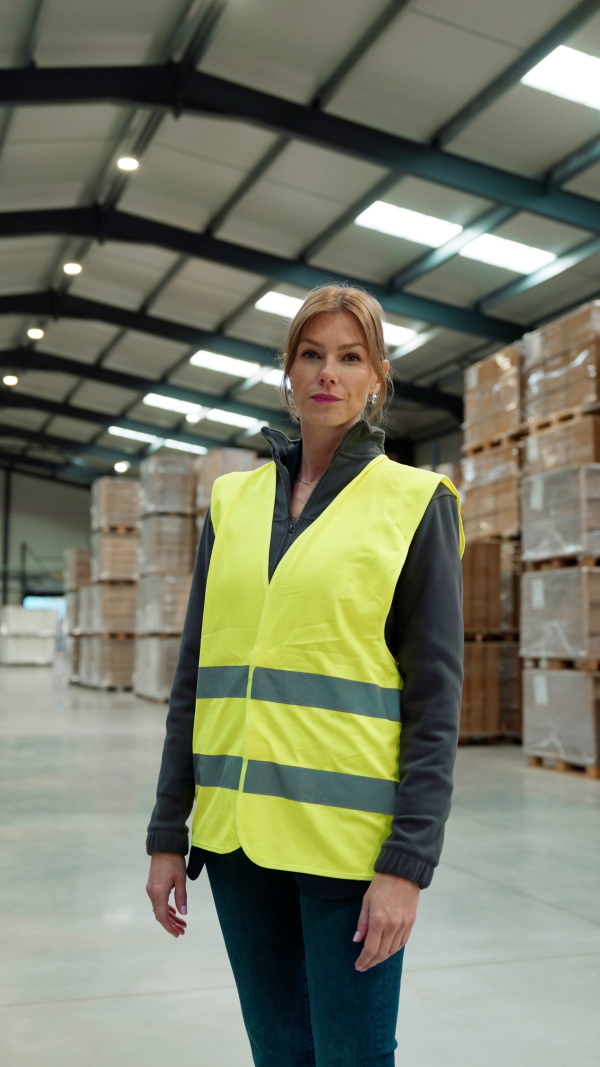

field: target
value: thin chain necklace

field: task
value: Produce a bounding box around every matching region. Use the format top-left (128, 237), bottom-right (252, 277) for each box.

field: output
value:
top-left (297, 476), bottom-right (318, 486)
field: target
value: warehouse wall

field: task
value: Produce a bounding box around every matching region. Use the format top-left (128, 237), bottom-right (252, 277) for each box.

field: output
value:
top-left (414, 429), bottom-right (462, 469)
top-left (0, 469), bottom-right (91, 603)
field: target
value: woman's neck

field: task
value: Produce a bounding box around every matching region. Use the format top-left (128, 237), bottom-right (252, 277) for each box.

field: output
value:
top-left (298, 418), bottom-right (361, 484)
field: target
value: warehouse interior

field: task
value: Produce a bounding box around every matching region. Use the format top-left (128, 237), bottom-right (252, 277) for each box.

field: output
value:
top-left (1, 1), bottom-right (600, 1064)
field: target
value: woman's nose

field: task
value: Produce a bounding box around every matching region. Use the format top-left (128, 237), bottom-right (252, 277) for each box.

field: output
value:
top-left (319, 360), bottom-right (337, 382)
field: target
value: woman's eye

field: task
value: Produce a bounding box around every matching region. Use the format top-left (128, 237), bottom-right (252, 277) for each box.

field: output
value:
top-left (301, 349), bottom-right (319, 359)
top-left (344, 352), bottom-right (361, 361)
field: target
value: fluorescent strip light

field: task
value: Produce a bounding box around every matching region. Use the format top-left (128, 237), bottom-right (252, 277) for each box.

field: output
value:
top-left (164, 439), bottom-right (207, 455)
top-left (255, 292), bottom-right (304, 318)
top-left (459, 234), bottom-right (556, 274)
top-left (263, 368), bottom-right (284, 387)
top-left (108, 426), bottom-right (162, 444)
top-left (521, 45), bottom-right (600, 112)
top-left (356, 201), bottom-right (463, 247)
top-left (190, 350), bottom-right (261, 378)
top-left (205, 408), bottom-right (267, 430)
top-left (143, 392), bottom-right (205, 417)
top-left (383, 323), bottom-right (418, 347)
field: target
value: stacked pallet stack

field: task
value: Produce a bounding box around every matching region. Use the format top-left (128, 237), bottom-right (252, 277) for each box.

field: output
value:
top-left (195, 447), bottom-right (258, 535)
top-left (461, 346), bottom-right (523, 740)
top-left (0, 606), bottom-right (58, 666)
top-left (519, 304), bottom-right (600, 778)
top-left (80, 478), bottom-right (141, 689)
top-left (64, 547), bottom-right (91, 683)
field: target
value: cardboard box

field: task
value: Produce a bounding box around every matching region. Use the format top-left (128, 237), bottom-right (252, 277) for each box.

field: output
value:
top-left (499, 642), bottom-right (522, 738)
top-left (523, 300), bottom-right (600, 365)
top-left (520, 567), bottom-right (600, 660)
top-left (64, 548), bottom-right (91, 591)
top-left (140, 454), bottom-right (196, 515)
top-left (0, 606), bottom-right (57, 637)
top-left (461, 642), bottom-right (501, 739)
top-left (195, 448), bottom-right (257, 511)
top-left (521, 465), bottom-right (600, 561)
top-left (79, 636), bottom-right (135, 688)
top-left (92, 584), bottom-right (137, 635)
top-left (91, 477), bottom-right (141, 530)
top-left (463, 541), bottom-right (501, 633)
top-left (523, 668), bottom-right (600, 766)
top-left (462, 477), bottom-right (520, 541)
top-left (462, 444), bottom-right (520, 488)
top-left (522, 417), bottom-right (600, 478)
top-left (91, 531), bottom-right (140, 582)
top-left (463, 345), bottom-right (521, 450)
top-left (523, 344), bottom-right (600, 424)
top-left (134, 635), bottom-right (181, 701)
top-left (139, 515), bottom-right (196, 576)
top-left (136, 574), bottom-right (193, 635)
top-left (500, 540), bottom-right (521, 633)
top-left (77, 586), bottom-right (94, 635)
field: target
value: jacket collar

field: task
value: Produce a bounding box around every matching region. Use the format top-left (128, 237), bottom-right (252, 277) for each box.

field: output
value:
top-left (261, 418), bottom-right (385, 473)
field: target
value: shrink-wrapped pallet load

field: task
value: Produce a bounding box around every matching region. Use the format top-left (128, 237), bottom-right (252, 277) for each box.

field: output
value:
top-left (523, 669), bottom-right (600, 771)
top-left (522, 417), bottom-right (600, 478)
top-left (64, 547), bottom-right (91, 591)
top-left (462, 541), bottom-right (501, 634)
top-left (65, 636), bottom-right (80, 684)
top-left (77, 585), bottom-right (94, 635)
top-left (91, 531), bottom-right (140, 582)
top-left (0, 606), bottom-right (58, 666)
top-left (521, 465), bottom-right (600, 562)
top-left (139, 515), bottom-right (195, 576)
top-left (136, 574), bottom-right (193, 635)
top-left (80, 636), bottom-right (136, 689)
top-left (461, 444), bottom-right (521, 542)
top-left (463, 345), bottom-right (521, 451)
top-left (522, 302), bottom-right (600, 425)
top-left (140, 453), bottom-right (196, 515)
top-left (65, 591), bottom-right (79, 637)
top-left (520, 568), bottom-right (600, 661)
top-left (134, 636), bottom-right (181, 701)
top-left (92, 583), bottom-right (137, 636)
top-left (499, 643), bottom-right (522, 738)
top-left (500, 540), bottom-right (520, 634)
top-left (91, 477), bottom-right (141, 530)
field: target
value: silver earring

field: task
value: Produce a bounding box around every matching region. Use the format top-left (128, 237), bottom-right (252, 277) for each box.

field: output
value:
top-left (367, 393), bottom-right (378, 405)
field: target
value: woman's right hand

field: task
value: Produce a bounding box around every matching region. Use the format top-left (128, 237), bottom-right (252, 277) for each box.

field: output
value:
top-left (146, 852), bottom-right (188, 937)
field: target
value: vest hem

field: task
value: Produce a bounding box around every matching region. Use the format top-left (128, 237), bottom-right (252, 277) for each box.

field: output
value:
top-left (236, 827), bottom-right (375, 882)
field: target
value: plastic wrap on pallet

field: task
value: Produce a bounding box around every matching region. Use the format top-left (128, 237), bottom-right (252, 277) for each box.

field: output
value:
top-left (77, 586), bottom-right (93, 635)
top-left (140, 453), bottom-right (196, 515)
top-left (0, 635), bottom-right (56, 665)
top-left (134, 635), bottom-right (181, 701)
top-left (522, 417), bottom-right (600, 478)
top-left (523, 668), bottom-right (600, 766)
top-left (522, 300), bottom-right (600, 366)
top-left (499, 642), bottom-right (522, 738)
top-left (523, 345), bottom-right (600, 424)
top-left (520, 567), bottom-right (600, 660)
top-left (80, 636), bottom-right (135, 689)
top-left (66, 635), bottom-right (80, 684)
top-left (91, 477), bottom-right (141, 530)
top-left (91, 531), bottom-right (140, 582)
top-left (78, 636), bottom-right (94, 686)
top-left (0, 606), bottom-right (58, 637)
top-left (92, 583), bottom-right (137, 635)
top-left (63, 547), bottom-right (91, 591)
top-left (65, 591), bottom-right (79, 636)
top-left (521, 465), bottom-right (600, 561)
top-left (500, 540), bottom-right (520, 633)
top-left (195, 448), bottom-right (257, 511)
top-left (463, 345), bottom-right (521, 451)
top-left (462, 445), bottom-right (520, 489)
top-left (136, 574), bottom-right (193, 635)
top-left (461, 643), bottom-right (501, 739)
top-left (462, 542), bottom-right (501, 633)
top-left (139, 515), bottom-right (195, 576)
top-left (462, 477), bottom-right (520, 541)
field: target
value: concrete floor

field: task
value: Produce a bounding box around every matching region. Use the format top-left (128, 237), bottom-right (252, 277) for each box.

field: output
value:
top-left (1, 660), bottom-right (599, 1067)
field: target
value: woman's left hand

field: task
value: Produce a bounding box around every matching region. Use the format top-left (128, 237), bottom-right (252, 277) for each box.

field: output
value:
top-left (353, 873), bottom-right (420, 971)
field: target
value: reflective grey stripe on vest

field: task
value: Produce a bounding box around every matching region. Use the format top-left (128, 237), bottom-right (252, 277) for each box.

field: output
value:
top-left (196, 665), bottom-right (249, 700)
top-left (193, 753), bottom-right (243, 790)
top-left (243, 760), bottom-right (398, 816)
top-left (251, 667), bottom-right (401, 722)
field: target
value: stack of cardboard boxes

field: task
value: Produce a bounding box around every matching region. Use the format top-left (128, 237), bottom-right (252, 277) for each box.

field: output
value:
top-left (64, 547), bottom-right (91, 682)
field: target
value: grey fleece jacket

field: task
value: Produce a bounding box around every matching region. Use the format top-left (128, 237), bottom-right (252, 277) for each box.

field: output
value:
top-left (146, 419), bottom-right (463, 895)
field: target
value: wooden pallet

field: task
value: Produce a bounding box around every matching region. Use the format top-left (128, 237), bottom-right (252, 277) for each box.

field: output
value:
top-left (520, 403), bottom-right (600, 436)
top-left (523, 657), bottom-right (600, 671)
top-left (462, 430), bottom-right (524, 456)
top-left (522, 555), bottom-right (600, 571)
top-left (458, 735), bottom-right (504, 746)
top-left (464, 631), bottom-right (519, 643)
top-left (527, 755), bottom-right (600, 779)
top-left (78, 682), bottom-right (134, 692)
top-left (93, 525), bottom-right (140, 535)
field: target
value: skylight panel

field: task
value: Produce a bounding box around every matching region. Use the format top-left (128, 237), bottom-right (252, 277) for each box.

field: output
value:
top-left (190, 350), bottom-right (261, 378)
top-left (255, 292), bottom-right (304, 317)
top-left (459, 234), bottom-right (556, 274)
top-left (355, 201), bottom-right (463, 247)
top-left (143, 393), bottom-right (205, 418)
top-left (108, 426), bottom-right (162, 444)
top-left (383, 323), bottom-right (418, 347)
top-left (205, 408), bottom-right (268, 430)
top-left (163, 439), bottom-right (208, 455)
top-left (521, 45), bottom-right (600, 112)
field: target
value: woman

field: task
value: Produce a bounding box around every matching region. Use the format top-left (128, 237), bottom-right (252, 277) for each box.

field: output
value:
top-left (146, 285), bottom-right (464, 1067)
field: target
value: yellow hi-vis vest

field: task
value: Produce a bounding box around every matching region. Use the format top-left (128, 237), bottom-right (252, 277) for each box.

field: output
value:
top-left (191, 454), bottom-right (463, 880)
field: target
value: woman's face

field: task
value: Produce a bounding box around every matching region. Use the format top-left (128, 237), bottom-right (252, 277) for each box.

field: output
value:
top-left (287, 310), bottom-right (388, 432)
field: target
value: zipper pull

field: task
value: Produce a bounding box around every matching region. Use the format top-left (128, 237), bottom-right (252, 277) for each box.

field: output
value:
top-left (289, 521), bottom-right (294, 533)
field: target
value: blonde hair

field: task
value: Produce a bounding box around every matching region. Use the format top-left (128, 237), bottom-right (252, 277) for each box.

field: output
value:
top-left (279, 285), bottom-right (392, 423)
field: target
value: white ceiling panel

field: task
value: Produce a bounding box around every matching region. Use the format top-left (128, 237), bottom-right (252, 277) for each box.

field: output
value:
top-left (104, 333), bottom-right (189, 380)
top-left (492, 214), bottom-right (591, 253)
top-left (201, 0), bottom-right (394, 104)
top-left (218, 181), bottom-right (352, 259)
top-left (125, 401), bottom-right (182, 430)
top-left (152, 258), bottom-right (263, 330)
top-left (45, 416), bottom-right (100, 443)
top-left (404, 256), bottom-right (521, 307)
top-left (16, 370), bottom-right (79, 402)
top-left (226, 283), bottom-right (307, 349)
top-left (94, 431), bottom-right (144, 456)
top-left (489, 266), bottom-right (600, 326)
top-left (382, 177), bottom-right (491, 225)
top-left (0, 316), bottom-right (25, 349)
top-left (565, 161), bottom-right (600, 203)
top-left (326, 10), bottom-right (518, 143)
top-left (69, 241), bottom-right (178, 311)
top-left (251, 142), bottom-right (386, 206)
top-left (8, 103), bottom-right (124, 146)
top-left (0, 408), bottom-right (47, 432)
top-left (35, 0), bottom-right (190, 66)
top-left (567, 248), bottom-right (600, 281)
top-left (413, 0), bottom-right (580, 50)
top-left (0, 0), bottom-right (37, 66)
top-left (68, 380), bottom-right (140, 414)
top-left (0, 136), bottom-right (114, 213)
top-left (391, 329), bottom-right (479, 382)
top-left (0, 236), bottom-right (62, 294)
top-left (309, 226), bottom-right (412, 283)
top-left (167, 362), bottom-right (249, 396)
top-left (450, 85), bottom-right (600, 178)
top-left (0, 437), bottom-right (27, 453)
top-left (237, 380), bottom-right (286, 412)
top-left (38, 320), bottom-right (119, 364)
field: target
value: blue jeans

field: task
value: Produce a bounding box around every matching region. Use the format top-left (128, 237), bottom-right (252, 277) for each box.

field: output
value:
top-left (204, 848), bottom-right (404, 1067)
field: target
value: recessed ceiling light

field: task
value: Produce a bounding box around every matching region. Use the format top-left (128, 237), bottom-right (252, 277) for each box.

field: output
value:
top-left (355, 201), bottom-right (463, 247)
top-left (2, 374), bottom-right (18, 387)
top-left (383, 323), bottom-right (418, 347)
top-left (459, 234), bottom-right (556, 274)
top-left (117, 156), bottom-right (140, 171)
top-left (63, 262), bottom-right (82, 275)
top-left (27, 327), bottom-right (44, 340)
top-left (186, 412), bottom-right (201, 424)
top-left (163, 439), bottom-right (208, 455)
top-left (205, 408), bottom-right (268, 430)
top-left (114, 461), bottom-right (130, 473)
top-left (190, 350), bottom-right (261, 378)
top-left (255, 292), bottom-right (304, 318)
top-left (521, 45), bottom-right (600, 112)
top-left (143, 393), bottom-right (206, 418)
top-left (108, 426), bottom-right (162, 444)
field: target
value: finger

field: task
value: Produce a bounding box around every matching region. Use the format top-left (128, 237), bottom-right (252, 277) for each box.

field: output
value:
top-left (174, 871), bottom-right (188, 916)
top-left (389, 926), bottom-right (407, 958)
top-left (353, 897), bottom-right (370, 944)
top-left (167, 906), bottom-right (187, 932)
top-left (355, 923), bottom-right (383, 971)
top-left (154, 900), bottom-right (181, 937)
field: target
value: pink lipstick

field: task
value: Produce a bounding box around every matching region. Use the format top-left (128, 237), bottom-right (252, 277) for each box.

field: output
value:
top-left (311, 394), bottom-right (341, 403)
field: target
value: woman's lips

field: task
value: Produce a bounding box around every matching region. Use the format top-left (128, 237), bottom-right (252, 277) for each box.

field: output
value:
top-left (311, 394), bottom-right (341, 403)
